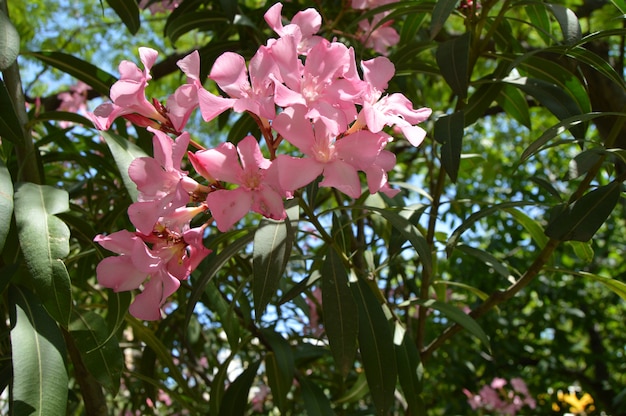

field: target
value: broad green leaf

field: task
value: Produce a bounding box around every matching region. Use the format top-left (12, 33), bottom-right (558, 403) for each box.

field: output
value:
top-left (262, 328), bottom-right (295, 413)
top-left (26, 51), bottom-right (116, 97)
top-left (496, 84), bottom-right (531, 128)
top-left (300, 376), bottom-right (334, 416)
top-left (402, 298), bottom-right (491, 350)
top-left (521, 112), bottom-right (626, 161)
top-left (430, 0), bottom-right (459, 39)
top-left (394, 330), bottom-right (425, 415)
top-left (503, 207), bottom-right (549, 248)
top-left (434, 111), bottom-right (464, 182)
top-left (0, 10), bottom-right (19, 70)
top-left (218, 361), bottom-right (261, 416)
top-left (525, 3), bottom-right (552, 44)
top-left (610, 0), bottom-right (626, 14)
top-left (351, 279), bottom-right (396, 416)
top-left (10, 285), bottom-right (68, 416)
top-left (321, 248), bottom-right (357, 379)
top-left (0, 78), bottom-right (24, 143)
top-left (99, 131), bottom-right (149, 202)
top-left (165, 10), bottom-right (228, 44)
top-left (502, 76), bottom-right (587, 139)
top-left (69, 310), bottom-right (124, 393)
top-left (435, 33), bottom-right (470, 99)
top-left (456, 244), bottom-right (513, 280)
top-left (0, 159), bottom-right (13, 252)
top-left (546, 4), bottom-right (581, 45)
top-left (545, 182), bottom-right (621, 242)
top-left (105, 0), bottom-right (140, 34)
top-left (14, 183), bottom-right (72, 326)
top-left (253, 217), bottom-right (293, 318)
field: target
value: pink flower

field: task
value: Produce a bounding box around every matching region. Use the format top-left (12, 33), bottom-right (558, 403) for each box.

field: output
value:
top-left (358, 14), bottom-right (400, 56)
top-left (189, 136), bottom-right (286, 231)
top-left (491, 377), bottom-right (507, 389)
top-left (88, 47), bottom-right (168, 130)
top-left (138, 0), bottom-right (180, 14)
top-left (264, 2), bottom-right (324, 54)
top-left (273, 105), bottom-right (386, 198)
top-left (165, 50), bottom-right (206, 132)
top-left (351, 0), bottom-right (399, 10)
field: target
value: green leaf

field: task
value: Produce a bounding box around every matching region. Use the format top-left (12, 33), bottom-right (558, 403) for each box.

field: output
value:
top-left (26, 51), bottom-right (117, 97)
top-left (0, 10), bottom-right (20, 70)
top-left (321, 248), bottom-right (358, 379)
top-left (568, 148), bottom-right (604, 179)
top-left (435, 33), bottom-right (470, 99)
top-left (568, 241), bottom-right (594, 264)
top-left (27, 111), bottom-right (95, 129)
top-left (262, 328), bottom-right (295, 413)
top-left (503, 207), bottom-right (549, 248)
top-left (394, 329), bottom-right (425, 415)
top-left (351, 279), bottom-right (397, 416)
top-left (456, 244), bottom-right (513, 280)
top-left (430, 0), bottom-right (459, 39)
top-left (69, 310), bottom-right (124, 393)
top-left (253, 217), bottom-right (293, 319)
top-left (300, 376), bottom-right (334, 416)
top-left (99, 131), bottom-right (149, 202)
top-left (434, 111), bottom-right (464, 182)
top-left (204, 280), bottom-right (241, 348)
top-left (105, 291), bottom-right (132, 343)
top-left (611, 0), bottom-right (626, 14)
top-left (496, 84), bottom-right (531, 128)
top-left (165, 10), bottom-right (228, 44)
top-left (545, 182), bottom-right (621, 242)
top-left (14, 183), bottom-right (72, 326)
top-left (578, 271), bottom-right (626, 300)
top-left (334, 370), bottom-right (369, 404)
top-left (402, 298), bottom-right (491, 350)
top-left (105, 0), bottom-right (140, 34)
top-left (546, 4), bottom-right (581, 45)
top-left (0, 159), bottom-right (13, 252)
top-left (0, 78), bottom-right (24, 143)
top-left (525, 3), bottom-right (552, 44)
top-left (10, 285), bottom-right (68, 416)
top-left (218, 361), bottom-right (261, 416)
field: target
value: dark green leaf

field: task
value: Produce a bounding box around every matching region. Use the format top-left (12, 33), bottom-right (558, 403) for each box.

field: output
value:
top-left (99, 131), bottom-right (149, 202)
top-left (69, 310), bottom-right (124, 393)
top-left (525, 3), bottom-right (552, 44)
top-left (430, 0), bottom-right (459, 39)
top-left (434, 111), bottom-right (464, 182)
top-left (14, 183), bottom-right (72, 326)
top-left (395, 329), bottom-right (425, 416)
top-left (106, 291), bottom-right (132, 339)
top-left (351, 279), bottom-right (396, 416)
top-left (204, 280), bottom-right (241, 348)
top-left (456, 244), bottom-right (513, 280)
top-left (262, 328), bottom-right (295, 413)
top-left (253, 217), bottom-right (293, 318)
top-left (546, 4), bottom-right (581, 45)
top-left (300, 376), bottom-right (334, 416)
top-left (218, 361), bottom-right (261, 416)
top-left (0, 159), bottom-right (13, 252)
top-left (0, 78), bottom-right (24, 143)
top-left (496, 84), bottom-right (531, 128)
top-left (26, 51), bottom-right (117, 97)
top-left (568, 148), bottom-right (604, 179)
top-left (165, 10), bottom-right (228, 44)
top-left (0, 10), bottom-right (19, 70)
top-left (402, 298), bottom-right (491, 350)
top-left (27, 111), bottom-right (95, 129)
top-left (334, 371), bottom-right (369, 404)
top-left (503, 207), bottom-right (549, 248)
top-left (610, 0), bottom-right (626, 14)
top-left (10, 285), bottom-right (68, 416)
top-left (321, 248), bottom-right (357, 379)
top-left (545, 182), bottom-right (621, 242)
top-left (105, 0), bottom-right (140, 34)
top-left (436, 33), bottom-right (470, 99)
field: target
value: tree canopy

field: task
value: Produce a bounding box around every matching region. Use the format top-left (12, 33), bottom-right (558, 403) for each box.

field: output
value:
top-left (1, 0), bottom-right (626, 415)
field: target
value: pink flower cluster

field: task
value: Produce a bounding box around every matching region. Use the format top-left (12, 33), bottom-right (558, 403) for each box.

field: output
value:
top-left (463, 377), bottom-right (537, 416)
top-left (352, 0), bottom-right (401, 55)
top-left (90, 2), bottom-right (431, 320)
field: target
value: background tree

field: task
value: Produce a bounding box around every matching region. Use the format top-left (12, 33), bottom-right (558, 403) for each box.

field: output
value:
top-left (1, 0), bottom-right (625, 415)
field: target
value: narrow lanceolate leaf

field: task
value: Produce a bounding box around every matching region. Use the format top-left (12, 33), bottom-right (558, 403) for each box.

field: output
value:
top-left (0, 159), bottom-right (13, 252)
top-left (300, 376), bottom-right (334, 416)
top-left (430, 0), bottom-right (459, 39)
top-left (402, 298), bottom-right (491, 351)
top-left (611, 0), bottom-right (626, 14)
top-left (503, 207), bottom-right (549, 249)
top-left (99, 131), bottom-right (148, 202)
top-left (321, 248), bottom-right (358, 379)
top-left (496, 84), bottom-right (531, 129)
top-left (10, 285), bottom-right (68, 416)
top-left (545, 182), bottom-right (621, 242)
top-left (14, 183), bottom-right (72, 326)
top-left (26, 51), bottom-right (117, 97)
top-left (218, 361), bottom-right (261, 416)
top-left (456, 244), bottom-right (513, 280)
top-left (525, 3), bottom-right (552, 44)
top-left (262, 328), bottom-right (295, 413)
top-left (395, 331), bottom-right (425, 416)
top-left (105, 291), bottom-right (132, 341)
top-left (0, 10), bottom-right (19, 70)
top-left (436, 33), bottom-right (470, 99)
top-left (253, 217), bottom-right (293, 319)
top-left (105, 0), bottom-right (140, 35)
top-left (165, 10), bottom-right (228, 44)
top-left (351, 280), bottom-right (397, 416)
top-left (434, 111), bottom-right (464, 182)
top-left (0, 78), bottom-right (24, 143)
top-left (69, 310), bottom-right (124, 393)
top-left (546, 4), bottom-right (581, 45)
top-left (577, 271), bottom-right (626, 300)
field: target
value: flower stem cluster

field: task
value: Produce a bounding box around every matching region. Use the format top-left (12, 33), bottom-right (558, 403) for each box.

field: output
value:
top-left (91, 2), bottom-right (431, 320)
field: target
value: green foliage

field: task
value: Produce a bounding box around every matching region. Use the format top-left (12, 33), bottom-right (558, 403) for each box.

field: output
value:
top-left (1, 0), bottom-right (626, 414)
